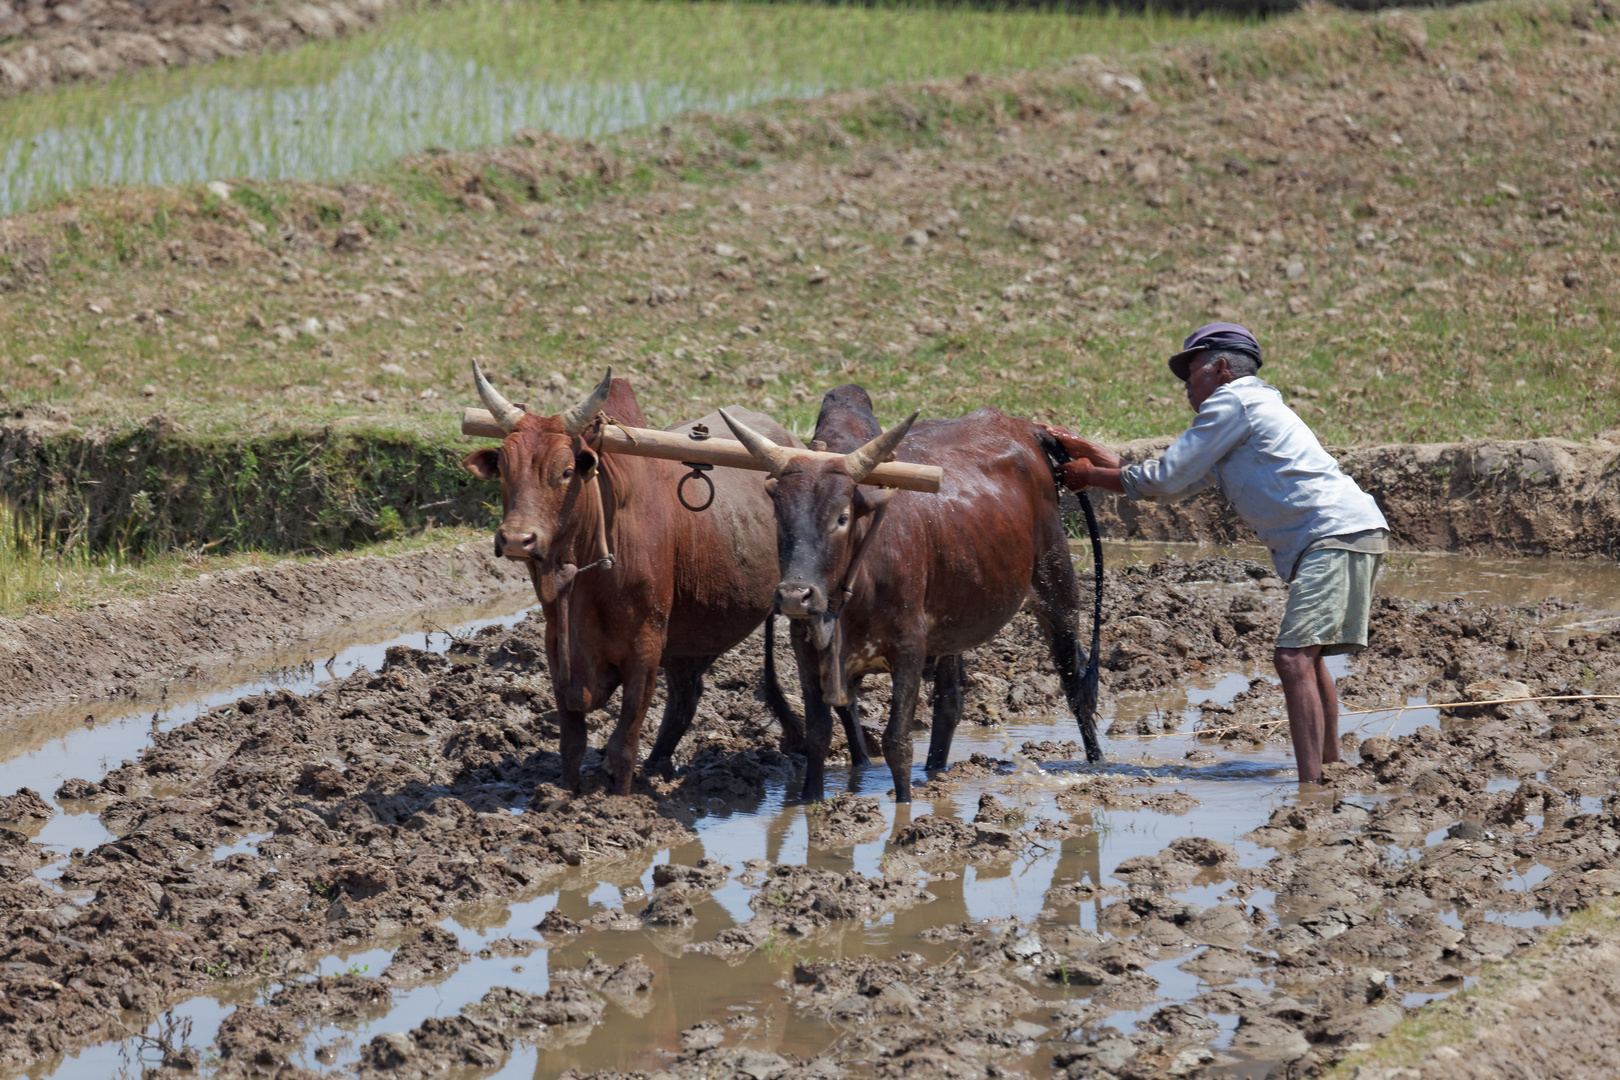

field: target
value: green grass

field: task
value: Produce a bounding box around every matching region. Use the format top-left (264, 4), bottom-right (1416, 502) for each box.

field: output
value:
top-left (0, 0), bottom-right (1242, 215)
top-left (0, 497), bottom-right (485, 618)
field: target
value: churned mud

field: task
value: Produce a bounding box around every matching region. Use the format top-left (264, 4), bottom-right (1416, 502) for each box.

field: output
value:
top-left (3, 548), bottom-right (1620, 1079)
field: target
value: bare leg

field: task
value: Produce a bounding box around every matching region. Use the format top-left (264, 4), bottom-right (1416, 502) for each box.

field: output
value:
top-left (1275, 645), bottom-right (1326, 782)
top-left (1316, 654), bottom-right (1342, 764)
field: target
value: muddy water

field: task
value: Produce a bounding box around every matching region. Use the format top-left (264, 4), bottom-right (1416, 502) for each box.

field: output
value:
top-left (4, 587), bottom-right (536, 871)
top-left (17, 545), bottom-right (1620, 1079)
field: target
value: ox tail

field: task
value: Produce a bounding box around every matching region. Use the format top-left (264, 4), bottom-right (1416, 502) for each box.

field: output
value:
top-left (1075, 489), bottom-right (1105, 764)
top-left (762, 613), bottom-right (807, 755)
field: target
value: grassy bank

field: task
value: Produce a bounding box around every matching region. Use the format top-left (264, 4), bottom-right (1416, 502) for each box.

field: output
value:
top-left (0, 0), bottom-right (1615, 589)
top-left (0, 509), bottom-right (487, 618)
top-left (0, 414), bottom-right (492, 554)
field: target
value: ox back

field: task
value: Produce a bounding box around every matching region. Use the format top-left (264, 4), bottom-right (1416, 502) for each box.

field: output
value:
top-left (760, 385), bottom-right (1102, 802)
top-left (464, 374), bottom-right (799, 795)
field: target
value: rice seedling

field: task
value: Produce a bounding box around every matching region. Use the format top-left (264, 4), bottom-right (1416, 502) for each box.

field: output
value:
top-left (0, 0), bottom-right (1241, 215)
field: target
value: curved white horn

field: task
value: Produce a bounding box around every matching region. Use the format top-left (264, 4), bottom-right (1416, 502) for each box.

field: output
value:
top-left (471, 359), bottom-right (525, 434)
top-left (843, 411), bottom-right (917, 483)
top-left (718, 408), bottom-right (796, 479)
top-left (561, 369), bottom-right (613, 437)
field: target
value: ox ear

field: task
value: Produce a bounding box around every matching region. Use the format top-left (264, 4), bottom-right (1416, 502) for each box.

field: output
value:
top-left (764, 476), bottom-right (779, 497)
top-left (574, 446), bottom-right (599, 480)
top-left (463, 448), bottom-right (500, 480)
top-left (853, 486), bottom-right (897, 517)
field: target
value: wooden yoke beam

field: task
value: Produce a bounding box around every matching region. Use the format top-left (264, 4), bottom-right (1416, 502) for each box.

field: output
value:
top-left (461, 408), bottom-right (942, 493)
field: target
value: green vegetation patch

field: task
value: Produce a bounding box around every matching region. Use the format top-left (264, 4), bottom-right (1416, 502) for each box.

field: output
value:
top-left (0, 417), bottom-right (494, 563)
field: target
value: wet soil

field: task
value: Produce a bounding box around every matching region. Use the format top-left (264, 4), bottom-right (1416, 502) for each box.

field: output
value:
top-left (6, 551), bottom-right (1620, 1079)
top-left (0, 539), bottom-right (529, 716)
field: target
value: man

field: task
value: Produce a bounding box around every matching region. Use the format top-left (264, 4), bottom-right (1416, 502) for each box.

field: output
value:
top-left (1044, 323), bottom-right (1388, 783)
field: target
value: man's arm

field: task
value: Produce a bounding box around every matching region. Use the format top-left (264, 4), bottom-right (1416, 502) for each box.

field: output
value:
top-left (1121, 389), bottom-right (1250, 502)
top-left (1058, 459), bottom-right (1125, 494)
top-left (1040, 425), bottom-right (1122, 470)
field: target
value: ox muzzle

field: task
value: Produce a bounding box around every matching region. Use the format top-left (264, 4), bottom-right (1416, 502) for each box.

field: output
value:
top-left (493, 520), bottom-right (547, 561)
top-left (775, 581), bottom-right (827, 619)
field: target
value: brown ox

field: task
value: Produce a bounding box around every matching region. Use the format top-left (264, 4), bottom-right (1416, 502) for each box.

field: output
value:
top-left (722, 385), bottom-right (1103, 802)
top-left (462, 363), bottom-right (800, 794)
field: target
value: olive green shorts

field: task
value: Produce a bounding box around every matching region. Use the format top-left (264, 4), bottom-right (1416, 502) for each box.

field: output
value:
top-left (1276, 548), bottom-right (1382, 655)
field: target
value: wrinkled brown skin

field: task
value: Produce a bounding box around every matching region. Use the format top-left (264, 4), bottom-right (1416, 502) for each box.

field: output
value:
top-left (767, 386), bottom-right (1097, 802)
top-left (463, 379), bottom-right (796, 794)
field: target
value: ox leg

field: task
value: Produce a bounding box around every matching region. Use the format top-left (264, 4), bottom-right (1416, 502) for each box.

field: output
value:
top-left (601, 633), bottom-right (662, 797)
top-left (884, 653), bottom-right (925, 802)
top-left (559, 709), bottom-right (590, 795)
top-left (789, 623), bottom-right (836, 803)
top-left (644, 657), bottom-right (713, 775)
top-left (835, 677), bottom-right (871, 767)
top-left (1031, 528), bottom-right (1102, 762)
top-left (924, 654), bottom-right (965, 773)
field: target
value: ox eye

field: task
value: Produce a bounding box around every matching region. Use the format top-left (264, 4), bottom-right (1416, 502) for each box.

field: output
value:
top-left (561, 466), bottom-right (574, 480)
top-left (835, 511), bottom-right (850, 528)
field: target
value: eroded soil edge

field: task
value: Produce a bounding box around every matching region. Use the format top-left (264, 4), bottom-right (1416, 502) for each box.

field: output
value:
top-left (0, 540), bottom-right (529, 716)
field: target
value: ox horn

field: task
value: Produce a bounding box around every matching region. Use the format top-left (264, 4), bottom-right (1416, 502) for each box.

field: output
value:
top-left (843, 411), bottom-right (917, 484)
top-left (719, 408), bottom-right (796, 479)
top-left (471, 359), bottom-right (525, 434)
top-left (561, 369), bottom-right (614, 437)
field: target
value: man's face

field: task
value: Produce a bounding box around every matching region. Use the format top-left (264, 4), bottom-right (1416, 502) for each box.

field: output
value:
top-left (1184, 353), bottom-right (1228, 412)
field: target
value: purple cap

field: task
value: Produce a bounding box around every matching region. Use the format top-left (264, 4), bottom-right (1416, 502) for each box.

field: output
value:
top-left (1168, 322), bottom-right (1263, 381)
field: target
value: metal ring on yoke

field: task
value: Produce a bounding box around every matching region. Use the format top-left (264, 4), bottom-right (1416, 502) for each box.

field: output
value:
top-left (677, 462), bottom-right (716, 512)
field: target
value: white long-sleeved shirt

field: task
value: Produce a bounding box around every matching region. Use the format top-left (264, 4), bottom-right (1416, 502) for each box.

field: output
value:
top-left (1120, 376), bottom-right (1387, 580)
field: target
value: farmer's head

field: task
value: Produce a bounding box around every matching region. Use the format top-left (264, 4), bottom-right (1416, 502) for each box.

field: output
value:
top-left (1168, 323), bottom-right (1263, 411)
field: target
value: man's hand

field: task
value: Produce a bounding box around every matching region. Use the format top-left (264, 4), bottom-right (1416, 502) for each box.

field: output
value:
top-left (1039, 424), bottom-right (1123, 470)
top-left (1058, 459), bottom-right (1126, 495)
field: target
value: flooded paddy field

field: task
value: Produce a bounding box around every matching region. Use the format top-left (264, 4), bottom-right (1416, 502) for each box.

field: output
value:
top-left (0, 0), bottom-right (1229, 215)
top-left (3, 543), bottom-right (1619, 1079)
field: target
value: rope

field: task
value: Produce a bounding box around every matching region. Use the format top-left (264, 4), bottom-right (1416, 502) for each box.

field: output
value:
top-left (1338, 693), bottom-right (1620, 715)
top-left (1106, 693), bottom-right (1620, 743)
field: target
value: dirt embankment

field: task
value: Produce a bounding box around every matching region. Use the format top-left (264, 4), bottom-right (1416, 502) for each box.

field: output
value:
top-left (0, 0), bottom-right (417, 96)
top-left (1085, 435), bottom-right (1620, 559)
top-left (0, 539), bottom-right (528, 716)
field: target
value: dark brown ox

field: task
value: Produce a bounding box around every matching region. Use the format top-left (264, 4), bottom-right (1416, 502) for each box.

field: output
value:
top-left (462, 363), bottom-right (799, 794)
top-left (722, 385), bottom-right (1103, 802)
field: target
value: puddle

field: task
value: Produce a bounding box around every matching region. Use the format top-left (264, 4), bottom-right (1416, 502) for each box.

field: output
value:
top-left (17, 545), bottom-right (1620, 1078)
top-left (5, 587), bottom-right (536, 875)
